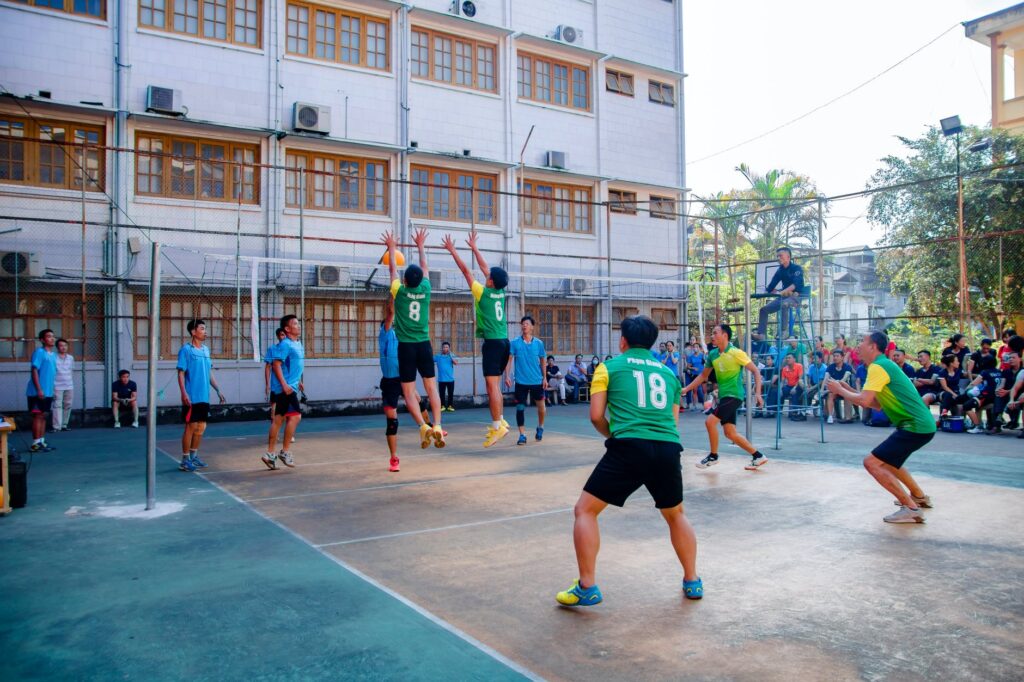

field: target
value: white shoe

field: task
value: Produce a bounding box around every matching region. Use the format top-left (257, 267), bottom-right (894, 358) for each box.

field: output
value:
top-left (827, 416), bottom-right (834, 424)
top-left (113, 422), bottom-right (121, 429)
top-left (967, 426), bottom-right (984, 434)
top-left (131, 422), bottom-right (139, 428)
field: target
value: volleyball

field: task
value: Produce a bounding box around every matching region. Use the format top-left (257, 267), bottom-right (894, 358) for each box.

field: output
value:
top-left (382, 250), bottom-right (406, 266)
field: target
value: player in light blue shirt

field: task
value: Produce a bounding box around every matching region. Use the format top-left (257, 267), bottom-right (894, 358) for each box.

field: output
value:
top-left (506, 316), bottom-right (548, 445)
top-left (176, 319), bottom-right (226, 472)
top-left (264, 314), bottom-right (305, 471)
top-left (25, 328), bottom-right (57, 452)
top-left (434, 342), bottom-right (459, 411)
top-left (264, 327), bottom-right (286, 400)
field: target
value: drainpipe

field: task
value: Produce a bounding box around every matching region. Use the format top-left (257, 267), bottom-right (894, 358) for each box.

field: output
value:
top-left (398, 3), bottom-right (410, 245)
top-left (674, 0), bottom-right (688, 337)
top-left (108, 0), bottom-right (130, 402)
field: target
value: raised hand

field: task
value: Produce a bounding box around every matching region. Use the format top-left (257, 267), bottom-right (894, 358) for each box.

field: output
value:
top-left (441, 234), bottom-right (458, 253)
top-left (412, 227), bottom-right (429, 248)
top-left (467, 230), bottom-right (479, 251)
top-left (380, 230), bottom-right (397, 249)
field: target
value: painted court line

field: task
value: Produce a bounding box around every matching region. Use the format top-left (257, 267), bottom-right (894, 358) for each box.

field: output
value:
top-left (155, 446), bottom-right (542, 682)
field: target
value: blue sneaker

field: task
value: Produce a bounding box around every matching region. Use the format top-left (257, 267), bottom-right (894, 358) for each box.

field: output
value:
top-left (517, 434), bottom-right (527, 446)
top-left (556, 579), bottom-right (603, 606)
top-left (179, 458), bottom-right (196, 472)
top-left (683, 577), bottom-right (704, 600)
top-left (189, 454), bottom-right (208, 468)
top-left (535, 427), bottom-right (544, 441)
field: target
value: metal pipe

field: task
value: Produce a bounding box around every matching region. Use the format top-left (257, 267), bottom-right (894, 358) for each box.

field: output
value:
top-left (606, 201), bottom-right (613, 355)
top-left (817, 197), bottom-right (825, 339)
top-left (518, 125), bottom-right (535, 316)
top-left (744, 279), bottom-right (752, 442)
top-left (299, 169), bottom-right (305, 321)
top-left (146, 242), bottom-right (162, 511)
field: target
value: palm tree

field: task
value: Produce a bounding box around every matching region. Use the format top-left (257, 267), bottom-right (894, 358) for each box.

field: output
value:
top-left (735, 164), bottom-right (823, 258)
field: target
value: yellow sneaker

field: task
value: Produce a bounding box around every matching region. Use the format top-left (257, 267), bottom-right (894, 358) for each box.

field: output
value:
top-left (555, 579), bottom-right (603, 606)
top-left (501, 418), bottom-right (510, 430)
top-left (483, 423), bottom-right (509, 448)
top-left (432, 425), bottom-right (446, 448)
top-left (419, 423), bottom-right (433, 449)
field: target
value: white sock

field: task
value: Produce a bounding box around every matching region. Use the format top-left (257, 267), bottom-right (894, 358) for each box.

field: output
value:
top-left (492, 420), bottom-right (501, 429)
top-left (34, 437), bottom-right (43, 445)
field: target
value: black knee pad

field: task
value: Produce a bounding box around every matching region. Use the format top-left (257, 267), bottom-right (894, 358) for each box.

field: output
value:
top-left (386, 417), bottom-right (399, 436)
top-left (516, 403), bottom-right (526, 427)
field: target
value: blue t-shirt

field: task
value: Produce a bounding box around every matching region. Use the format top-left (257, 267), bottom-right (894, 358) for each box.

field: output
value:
top-left (855, 364), bottom-right (868, 384)
top-left (510, 336), bottom-right (546, 385)
top-left (663, 351), bottom-right (680, 373)
top-left (379, 324), bottom-right (399, 379)
top-left (434, 352), bottom-right (456, 383)
top-left (176, 343), bottom-right (212, 403)
top-left (275, 337), bottom-right (304, 392)
top-left (807, 362), bottom-right (828, 385)
top-left (686, 351), bottom-right (705, 375)
top-left (26, 347), bottom-right (57, 397)
top-left (263, 342), bottom-right (279, 365)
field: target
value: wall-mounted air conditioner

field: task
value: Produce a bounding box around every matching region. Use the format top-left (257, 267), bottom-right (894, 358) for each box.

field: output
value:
top-left (450, 0), bottom-right (477, 17)
top-left (554, 25), bottom-right (582, 45)
top-left (546, 151), bottom-right (567, 169)
top-left (562, 278), bottom-right (587, 295)
top-left (316, 265), bottom-right (350, 287)
top-left (0, 252), bottom-right (43, 278)
top-left (428, 270), bottom-right (442, 290)
top-left (294, 102), bottom-right (331, 134)
top-left (146, 86), bottom-right (183, 115)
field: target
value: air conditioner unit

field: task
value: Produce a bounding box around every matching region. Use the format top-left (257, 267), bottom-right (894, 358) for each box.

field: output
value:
top-left (546, 150), bottom-right (567, 169)
top-left (554, 25), bottom-right (583, 44)
top-left (450, 0), bottom-right (477, 17)
top-left (146, 86), bottom-right (183, 115)
top-left (561, 277), bottom-right (587, 295)
top-left (428, 270), bottom-right (442, 290)
top-left (316, 265), bottom-right (350, 288)
top-left (0, 252), bottom-right (43, 278)
top-left (293, 102), bottom-right (331, 134)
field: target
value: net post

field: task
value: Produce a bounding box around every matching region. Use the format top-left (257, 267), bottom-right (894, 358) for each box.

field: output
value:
top-left (299, 169), bottom-right (306, 328)
top-left (744, 279), bottom-right (753, 442)
top-left (606, 201), bottom-right (613, 355)
top-left (146, 242), bottom-right (161, 511)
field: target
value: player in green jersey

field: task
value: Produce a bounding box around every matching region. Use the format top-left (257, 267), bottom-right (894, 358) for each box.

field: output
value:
top-left (681, 324), bottom-right (768, 471)
top-left (826, 331), bottom-right (935, 524)
top-left (382, 228), bottom-right (445, 449)
top-left (442, 230), bottom-right (512, 447)
top-left (556, 315), bottom-right (702, 606)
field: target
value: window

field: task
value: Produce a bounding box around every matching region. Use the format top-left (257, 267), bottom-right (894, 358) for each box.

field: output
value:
top-left (608, 189), bottom-right (637, 214)
top-left (605, 70), bottom-right (634, 96)
top-left (651, 307), bottom-right (678, 331)
top-left (15, 0), bottom-right (104, 18)
top-left (296, 298), bottom-right (382, 358)
top-left (410, 165), bottom-right (499, 224)
top-left (139, 0), bottom-right (260, 46)
top-left (135, 133), bottom-right (259, 203)
top-left (517, 52), bottom-right (590, 111)
top-left (0, 116), bottom-right (105, 191)
top-left (520, 180), bottom-right (592, 233)
top-left (134, 295), bottom-right (249, 359)
top-left (286, 3), bottom-right (388, 70)
top-left (612, 306), bottom-right (639, 324)
top-left (0, 293), bottom-right (104, 362)
top-left (410, 27), bottom-right (498, 93)
top-left (525, 304), bottom-right (595, 355)
top-left (284, 151), bottom-right (388, 215)
top-left (431, 301), bottom-right (476, 355)
top-left (649, 195), bottom-right (676, 220)
top-left (649, 80), bottom-right (675, 106)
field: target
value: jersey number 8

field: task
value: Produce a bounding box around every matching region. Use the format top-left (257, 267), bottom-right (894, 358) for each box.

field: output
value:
top-left (632, 371), bottom-right (668, 409)
top-left (409, 301), bottom-right (421, 321)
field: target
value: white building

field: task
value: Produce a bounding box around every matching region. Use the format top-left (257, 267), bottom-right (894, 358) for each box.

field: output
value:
top-left (0, 0), bottom-right (688, 413)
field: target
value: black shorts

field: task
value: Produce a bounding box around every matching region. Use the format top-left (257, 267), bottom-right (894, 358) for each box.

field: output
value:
top-left (398, 340), bottom-right (435, 383)
top-left (380, 377), bottom-right (402, 409)
top-left (182, 402), bottom-right (210, 423)
top-left (584, 438), bottom-right (684, 509)
top-left (271, 391), bottom-right (302, 418)
top-left (872, 429), bottom-right (935, 469)
top-left (514, 383), bottom-right (545, 404)
top-left (27, 396), bottom-right (54, 414)
top-left (481, 338), bottom-right (511, 377)
top-left (713, 396), bottom-right (743, 425)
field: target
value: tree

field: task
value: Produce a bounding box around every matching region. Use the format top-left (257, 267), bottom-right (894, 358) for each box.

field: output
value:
top-left (735, 164), bottom-right (824, 258)
top-left (866, 125), bottom-right (1024, 333)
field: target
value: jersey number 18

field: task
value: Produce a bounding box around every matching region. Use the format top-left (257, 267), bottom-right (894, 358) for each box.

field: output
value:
top-left (632, 371), bottom-right (668, 409)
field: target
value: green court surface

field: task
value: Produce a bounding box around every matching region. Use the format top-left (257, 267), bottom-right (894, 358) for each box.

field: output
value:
top-left (2, 406), bottom-right (1022, 681)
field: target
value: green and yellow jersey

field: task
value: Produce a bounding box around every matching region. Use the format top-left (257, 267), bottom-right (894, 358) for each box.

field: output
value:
top-left (708, 344), bottom-right (752, 400)
top-left (390, 278), bottom-right (431, 343)
top-left (471, 281), bottom-right (507, 340)
top-left (863, 357), bottom-right (937, 434)
top-left (591, 347), bottom-right (682, 443)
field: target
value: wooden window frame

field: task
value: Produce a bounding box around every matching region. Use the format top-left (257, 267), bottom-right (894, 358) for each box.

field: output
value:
top-left (0, 115), bottom-right (105, 192)
top-left (651, 307), bottom-right (678, 331)
top-left (517, 52), bottom-right (591, 111)
top-left (14, 0), bottom-right (105, 19)
top-left (608, 189), bottom-right (637, 214)
top-left (649, 195), bottom-right (676, 220)
top-left (0, 292), bottom-right (105, 362)
top-left (648, 79), bottom-right (675, 107)
top-left (133, 294), bottom-right (249, 360)
top-left (410, 26), bottom-right (497, 93)
top-left (134, 132), bottom-right (260, 204)
top-left (605, 69), bottom-right (634, 97)
top-left (525, 303), bottom-right (595, 355)
top-left (409, 164), bottom-right (499, 225)
top-left (285, 2), bottom-right (389, 70)
top-left (138, 0), bottom-right (262, 47)
top-left (520, 179), bottom-right (593, 234)
top-left (295, 297), bottom-right (383, 358)
top-left (284, 150), bottom-right (388, 215)
top-left (430, 301), bottom-right (476, 356)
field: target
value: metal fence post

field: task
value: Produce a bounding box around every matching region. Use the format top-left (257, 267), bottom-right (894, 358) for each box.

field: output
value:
top-left (146, 242), bottom-right (162, 511)
top-left (744, 279), bottom-right (753, 442)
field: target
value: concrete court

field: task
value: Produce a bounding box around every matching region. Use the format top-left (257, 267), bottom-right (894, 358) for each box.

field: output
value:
top-left (2, 405), bottom-right (1023, 681)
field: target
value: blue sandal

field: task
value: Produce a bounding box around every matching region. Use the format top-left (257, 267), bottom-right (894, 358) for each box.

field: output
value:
top-left (683, 577), bottom-right (703, 600)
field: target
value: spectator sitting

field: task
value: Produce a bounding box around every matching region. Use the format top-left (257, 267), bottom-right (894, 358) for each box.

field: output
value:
top-left (913, 350), bottom-right (941, 407)
top-left (825, 350), bottom-right (854, 423)
top-left (772, 353), bottom-right (805, 419)
top-left (961, 354), bottom-right (1000, 433)
top-left (783, 335), bottom-right (807, 360)
top-left (112, 369), bottom-right (139, 428)
top-left (993, 350), bottom-right (1022, 433)
top-left (587, 354), bottom-right (601, 379)
top-left (546, 355), bottom-right (568, 406)
top-left (805, 351), bottom-right (828, 410)
top-left (936, 354), bottom-right (964, 418)
top-left (855, 360), bottom-right (870, 424)
top-left (943, 334), bottom-right (971, 386)
top-left (891, 348), bottom-right (916, 379)
top-left (754, 355), bottom-right (777, 418)
top-left (998, 329), bottom-right (1015, 370)
top-left (968, 337), bottom-right (996, 379)
top-left (565, 354), bottom-right (589, 403)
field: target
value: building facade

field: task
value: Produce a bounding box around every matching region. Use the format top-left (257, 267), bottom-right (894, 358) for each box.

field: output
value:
top-left (965, 2), bottom-right (1024, 134)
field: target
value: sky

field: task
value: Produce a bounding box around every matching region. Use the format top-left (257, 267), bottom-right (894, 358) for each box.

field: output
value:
top-left (683, 0), bottom-right (1011, 249)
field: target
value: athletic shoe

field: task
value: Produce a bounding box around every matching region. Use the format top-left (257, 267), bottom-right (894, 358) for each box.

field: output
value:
top-left (179, 458), bottom-right (196, 472)
top-left (967, 426), bottom-right (984, 434)
top-left (501, 418), bottom-right (510, 430)
top-left (132, 422), bottom-right (139, 428)
top-left (189, 454), bottom-right (208, 468)
top-left (261, 452), bottom-right (278, 470)
top-left (560, 401), bottom-right (568, 406)
top-left (279, 450), bottom-right (295, 467)
top-left (555, 579), bottom-right (603, 606)
top-left (517, 434), bottom-right (528, 446)
top-left (389, 456), bottom-right (400, 472)
top-left (894, 494), bottom-right (932, 509)
top-left (419, 423), bottom-right (433, 449)
top-left (484, 423), bottom-right (510, 448)
top-left (432, 425), bottom-right (446, 448)
top-left (744, 453), bottom-right (768, 470)
top-left (448, 406), bottom-right (457, 412)
top-left (683, 577), bottom-right (704, 600)
top-left (30, 442), bottom-right (46, 453)
top-left (827, 415), bottom-right (834, 424)
top-left (536, 427), bottom-right (544, 441)
top-left (696, 453), bottom-right (719, 469)
top-left (113, 422), bottom-right (121, 429)
top-left (884, 506), bottom-right (925, 524)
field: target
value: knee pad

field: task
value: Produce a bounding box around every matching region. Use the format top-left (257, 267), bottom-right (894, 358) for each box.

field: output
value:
top-left (516, 403), bottom-right (526, 427)
top-left (386, 417), bottom-right (399, 436)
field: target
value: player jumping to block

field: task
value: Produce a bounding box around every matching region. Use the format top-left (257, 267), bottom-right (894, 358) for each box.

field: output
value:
top-left (682, 323), bottom-right (768, 471)
top-left (556, 315), bottom-right (701, 606)
top-left (442, 230), bottom-right (511, 447)
top-left (379, 296), bottom-right (433, 472)
top-left (176, 319), bottom-right (227, 472)
top-left (826, 331), bottom-right (935, 524)
top-left (383, 228), bottom-right (445, 449)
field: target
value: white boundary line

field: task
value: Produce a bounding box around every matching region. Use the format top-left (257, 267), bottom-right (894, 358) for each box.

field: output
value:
top-left (156, 446), bottom-right (543, 682)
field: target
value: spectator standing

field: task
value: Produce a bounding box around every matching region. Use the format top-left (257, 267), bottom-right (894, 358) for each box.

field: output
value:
top-left (998, 329), bottom-right (1015, 369)
top-left (52, 338), bottom-right (74, 432)
top-left (26, 329), bottom-right (58, 451)
top-left (661, 341), bottom-right (681, 376)
top-left (684, 343), bottom-right (706, 411)
top-left (434, 341), bottom-right (458, 412)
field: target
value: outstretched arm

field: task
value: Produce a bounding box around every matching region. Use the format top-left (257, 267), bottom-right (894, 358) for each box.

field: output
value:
top-left (412, 227), bottom-right (429, 274)
top-left (442, 234), bottom-right (475, 288)
top-left (681, 366), bottom-right (713, 395)
top-left (468, 230), bottom-right (489, 274)
top-left (745, 361), bottom-right (764, 407)
top-left (380, 230), bottom-right (398, 282)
